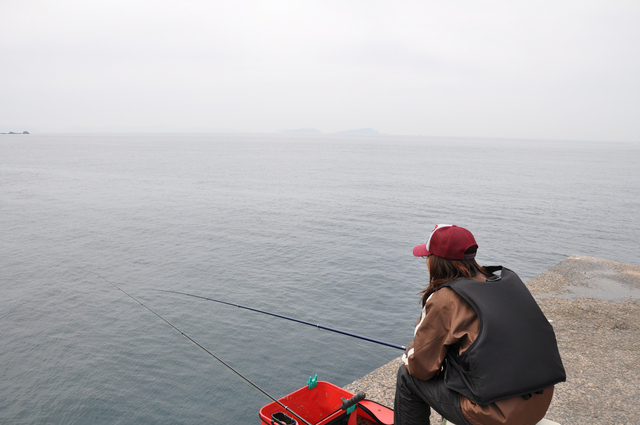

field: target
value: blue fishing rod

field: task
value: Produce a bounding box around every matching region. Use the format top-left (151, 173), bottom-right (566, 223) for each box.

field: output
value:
top-left (156, 289), bottom-right (406, 351)
top-left (95, 274), bottom-right (317, 425)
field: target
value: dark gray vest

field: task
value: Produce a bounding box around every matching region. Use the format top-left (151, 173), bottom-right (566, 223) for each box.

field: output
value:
top-left (442, 266), bottom-right (566, 405)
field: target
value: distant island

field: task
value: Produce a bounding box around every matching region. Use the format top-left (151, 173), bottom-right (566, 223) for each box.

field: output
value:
top-left (1, 131), bottom-right (29, 134)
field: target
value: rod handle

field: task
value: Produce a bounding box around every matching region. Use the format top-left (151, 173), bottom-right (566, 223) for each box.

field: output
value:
top-left (340, 392), bottom-right (366, 411)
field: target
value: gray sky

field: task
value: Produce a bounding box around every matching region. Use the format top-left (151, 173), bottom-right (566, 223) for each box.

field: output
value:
top-left (2, 1), bottom-right (639, 141)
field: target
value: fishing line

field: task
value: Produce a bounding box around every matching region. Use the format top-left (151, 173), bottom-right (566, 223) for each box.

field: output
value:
top-left (155, 289), bottom-right (406, 351)
top-left (95, 274), bottom-right (313, 425)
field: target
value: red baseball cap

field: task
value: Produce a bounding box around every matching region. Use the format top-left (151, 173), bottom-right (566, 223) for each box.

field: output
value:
top-left (413, 224), bottom-right (478, 260)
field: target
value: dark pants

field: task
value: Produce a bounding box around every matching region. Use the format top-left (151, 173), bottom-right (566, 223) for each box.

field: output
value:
top-left (394, 365), bottom-right (472, 425)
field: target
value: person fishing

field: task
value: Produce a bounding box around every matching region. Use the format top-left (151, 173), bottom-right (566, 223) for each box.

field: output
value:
top-left (394, 224), bottom-right (566, 425)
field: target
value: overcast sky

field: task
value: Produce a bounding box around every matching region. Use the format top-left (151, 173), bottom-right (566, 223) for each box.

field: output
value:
top-left (1, 1), bottom-right (639, 141)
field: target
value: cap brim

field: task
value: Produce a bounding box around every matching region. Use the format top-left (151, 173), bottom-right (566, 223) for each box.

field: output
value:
top-left (413, 244), bottom-right (430, 257)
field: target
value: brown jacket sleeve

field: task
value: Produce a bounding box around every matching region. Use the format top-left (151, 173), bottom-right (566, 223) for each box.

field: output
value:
top-left (404, 287), bottom-right (478, 381)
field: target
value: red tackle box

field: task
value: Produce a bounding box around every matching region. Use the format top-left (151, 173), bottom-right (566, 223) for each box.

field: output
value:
top-left (259, 381), bottom-right (353, 425)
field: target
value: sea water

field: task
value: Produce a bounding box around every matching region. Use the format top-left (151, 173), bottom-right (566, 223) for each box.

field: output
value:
top-left (1, 133), bottom-right (638, 424)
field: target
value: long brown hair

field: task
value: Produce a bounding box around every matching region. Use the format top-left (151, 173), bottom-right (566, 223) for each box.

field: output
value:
top-left (420, 253), bottom-right (491, 306)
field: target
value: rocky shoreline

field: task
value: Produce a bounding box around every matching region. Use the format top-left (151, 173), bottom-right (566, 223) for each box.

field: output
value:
top-left (344, 255), bottom-right (640, 424)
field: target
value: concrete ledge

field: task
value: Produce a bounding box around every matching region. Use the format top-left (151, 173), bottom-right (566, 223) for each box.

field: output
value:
top-left (344, 255), bottom-right (640, 424)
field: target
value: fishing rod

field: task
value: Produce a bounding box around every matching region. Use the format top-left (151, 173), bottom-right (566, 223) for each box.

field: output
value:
top-left (155, 289), bottom-right (406, 351)
top-left (95, 274), bottom-right (314, 425)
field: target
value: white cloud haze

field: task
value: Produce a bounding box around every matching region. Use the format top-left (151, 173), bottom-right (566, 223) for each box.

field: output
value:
top-left (1, 0), bottom-right (639, 141)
